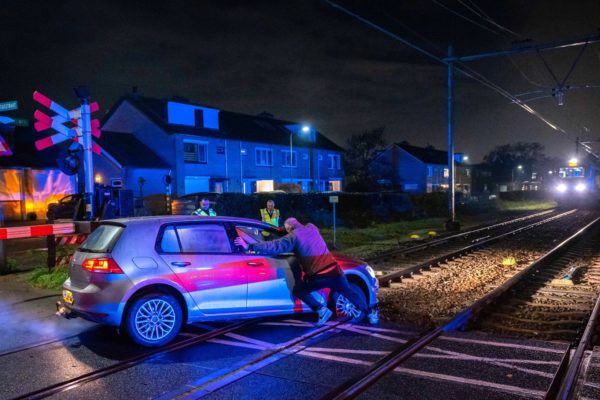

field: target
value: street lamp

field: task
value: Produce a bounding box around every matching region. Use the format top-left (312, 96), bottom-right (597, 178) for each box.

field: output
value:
top-left (289, 125), bottom-right (311, 190)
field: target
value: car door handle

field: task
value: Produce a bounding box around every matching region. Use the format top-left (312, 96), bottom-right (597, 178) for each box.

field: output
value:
top-left (171, 261), bottom-right (191, 267)
top-left (246, 262), bottom-right (264, 267)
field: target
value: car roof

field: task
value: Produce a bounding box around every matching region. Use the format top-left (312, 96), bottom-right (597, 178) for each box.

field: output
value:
top-left (103, 215), bottom-right (274, 228)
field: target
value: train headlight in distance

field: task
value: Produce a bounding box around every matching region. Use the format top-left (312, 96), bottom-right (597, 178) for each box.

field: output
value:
top-left (575, 183), bottom-right (586, 192)
top-left (556, 183), bottom-right (567, 193)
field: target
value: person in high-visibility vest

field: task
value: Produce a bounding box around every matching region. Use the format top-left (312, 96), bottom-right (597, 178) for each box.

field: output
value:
top-left (192, 198), bottom-right (217, 216)
top-left (260, 199), bottom-right (280, 227)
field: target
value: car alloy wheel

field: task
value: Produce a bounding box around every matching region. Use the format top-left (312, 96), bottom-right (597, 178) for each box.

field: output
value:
top-left (134, 298), bottom-right (176, 341)
top-left (332, 283), bottom-right (366, 321)
top-left (126, 293), bottom-right (183, 347)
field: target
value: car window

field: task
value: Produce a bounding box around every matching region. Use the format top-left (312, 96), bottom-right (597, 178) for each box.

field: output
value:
top-left (235, 225), bottom-right (284, 245)
top-left (176, 224), bottom-right (231, 253)
top-left (160, 226), bottom-right (180, 252)
top-left (80, 224), bottom-right (124, 253)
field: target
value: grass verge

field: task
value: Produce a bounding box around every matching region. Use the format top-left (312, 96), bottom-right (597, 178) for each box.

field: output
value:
top-left (28, 266), bottom-right (68, 291)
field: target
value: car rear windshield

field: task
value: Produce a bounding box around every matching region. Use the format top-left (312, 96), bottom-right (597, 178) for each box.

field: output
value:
top-left (79, 224), bottom-right (124, 253)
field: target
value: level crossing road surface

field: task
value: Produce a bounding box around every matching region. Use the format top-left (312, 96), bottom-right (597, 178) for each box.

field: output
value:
top-left (0, 299), bottom-right (571, 400)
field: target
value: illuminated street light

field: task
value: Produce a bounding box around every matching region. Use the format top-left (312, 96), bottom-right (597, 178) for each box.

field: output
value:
top-left (290, 125), bottom-right (311, 190)
top-left (517, 165), bottom-right (523, 170)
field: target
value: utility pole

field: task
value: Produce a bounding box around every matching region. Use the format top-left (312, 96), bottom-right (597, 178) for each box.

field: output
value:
top-left (446, 45), bottom-right (457, 230)
top-left (74, 86), bottom-right (94, 220)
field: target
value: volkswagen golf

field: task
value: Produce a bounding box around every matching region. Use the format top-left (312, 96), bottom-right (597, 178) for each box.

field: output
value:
top-left (58, 216), bottom-right (379, 347)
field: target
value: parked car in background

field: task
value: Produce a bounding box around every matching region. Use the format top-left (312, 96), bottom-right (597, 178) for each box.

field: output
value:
top-left (46, 194), bottom-right (83, 221)
top-left (58, 216), bottom-right (379, 347)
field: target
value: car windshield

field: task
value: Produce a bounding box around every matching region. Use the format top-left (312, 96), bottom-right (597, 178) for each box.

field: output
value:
top-left (79, 224), bottom-right (124, 253)
top-left (235, 225), bottom-right (284, 245)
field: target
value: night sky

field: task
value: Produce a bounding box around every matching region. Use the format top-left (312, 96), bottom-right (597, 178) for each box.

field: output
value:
top-left (2, 0), bottom-right (599, 162)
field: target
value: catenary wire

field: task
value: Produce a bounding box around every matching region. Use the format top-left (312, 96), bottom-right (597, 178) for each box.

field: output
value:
top-left (324, 0), bottom-right (599, 159)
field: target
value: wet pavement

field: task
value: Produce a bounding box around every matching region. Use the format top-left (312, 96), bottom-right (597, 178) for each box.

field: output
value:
top-left (0, 271), bottom-right (587, 400)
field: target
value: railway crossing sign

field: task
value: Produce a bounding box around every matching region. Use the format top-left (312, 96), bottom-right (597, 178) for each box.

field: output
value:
top-left (33, 89), bottom-right (102, 220)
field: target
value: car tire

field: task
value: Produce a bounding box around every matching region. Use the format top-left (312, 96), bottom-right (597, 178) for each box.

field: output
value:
top-left (124, 294), bottom-right (182, 347)
top-left (329, 282), bottom-right (366, 321)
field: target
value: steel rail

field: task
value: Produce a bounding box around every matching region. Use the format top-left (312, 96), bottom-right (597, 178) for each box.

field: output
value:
top-left (377, 209), bottom-right (575, 287)
top-left (554, 275), bottom-right (600, 399)
top-left (322, 215), bottom-right (600, 400)
top-left (366, 208), bottom-right (556, 263)
top-left (12, 318), bottom-right (261, 400)
top-left (170, 317), bottom-right (352, 400)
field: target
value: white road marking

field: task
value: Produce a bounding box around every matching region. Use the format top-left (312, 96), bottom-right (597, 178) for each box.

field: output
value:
top-left (300, 350), bottom-right (546, 399)
top-left (306, 347), bottom-right (559, 365)
top-left (224, 333), bottom-right (276, 349)
top-left (207, 339), bottom-right (268, 351)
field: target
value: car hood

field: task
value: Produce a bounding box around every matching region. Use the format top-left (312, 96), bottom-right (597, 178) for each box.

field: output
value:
top-left (332, 253), bottom-right (365, 270)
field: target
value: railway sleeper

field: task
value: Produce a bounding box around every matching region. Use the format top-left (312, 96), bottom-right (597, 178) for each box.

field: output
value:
top-left (488, 313), bottom-right (584, 327)
top-left (479, 322), bottom-right (579, 339)
top-left (497, 304), bottom-right (591, 317)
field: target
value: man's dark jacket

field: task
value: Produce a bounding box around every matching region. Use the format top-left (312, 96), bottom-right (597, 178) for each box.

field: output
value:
top-left (249, 223), bottom-right (337, 278)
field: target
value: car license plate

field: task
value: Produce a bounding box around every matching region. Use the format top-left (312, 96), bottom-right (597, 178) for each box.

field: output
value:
top-left (63, 290), bottom-right (74, 305)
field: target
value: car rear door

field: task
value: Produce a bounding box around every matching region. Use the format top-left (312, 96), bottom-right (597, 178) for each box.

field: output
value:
top-left (230, 223), bottom-right (299, 313)
top-left (157, 222), bottom-right (248, 315)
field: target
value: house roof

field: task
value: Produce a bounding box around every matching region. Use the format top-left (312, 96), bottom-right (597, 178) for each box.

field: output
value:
top-left (102, 94), bottom-right (343, 152)
top-left (96, 132), bottom-right (169, 168)
top-left (397, 143), bottom-right (450, 165)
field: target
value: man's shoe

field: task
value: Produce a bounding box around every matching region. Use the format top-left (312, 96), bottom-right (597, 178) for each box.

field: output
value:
top-left (368, 309), bottom-right (379, 325)
top-left (316, 307), bottom-right (333, 327)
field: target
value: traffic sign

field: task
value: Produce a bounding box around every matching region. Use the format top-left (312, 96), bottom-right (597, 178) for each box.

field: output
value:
top-left (12, 118), bottom-right (29, 127)
top-left (329, 195), bottom-right (339, 203)
top-left (0, 136), bottom-right (12, 156)
top-left (0, 101), bottom-right (18, 112)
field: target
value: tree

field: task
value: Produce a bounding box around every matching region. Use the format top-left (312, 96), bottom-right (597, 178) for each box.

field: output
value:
top-left (483, 142), bottom-right (547, 183)
top-left (344, 127), bottom-right (387, 191)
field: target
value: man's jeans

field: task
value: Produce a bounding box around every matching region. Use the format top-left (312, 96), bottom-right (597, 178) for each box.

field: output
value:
top-left (293, 273), bottom-right (369, 315)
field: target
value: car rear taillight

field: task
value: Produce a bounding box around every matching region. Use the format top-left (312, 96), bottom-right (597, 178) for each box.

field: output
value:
top-left (82, 258), bottom-right (124, 274)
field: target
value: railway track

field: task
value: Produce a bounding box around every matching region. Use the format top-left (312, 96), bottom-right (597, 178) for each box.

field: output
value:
top-left (322, 214), bottom-right (600, 400)
top-left (10, 319), bottom-right (260, 400)
top-left (370, 209), bottom-right (572, 287)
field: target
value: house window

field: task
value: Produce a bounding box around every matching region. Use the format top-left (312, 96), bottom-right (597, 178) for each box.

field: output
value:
top-left (443, 168), bottom-right (449, 178)
top-left (328, 154), bottom-right (341, 170)
top-left (255, 148), bottom-right (273, 166)
top-left (329, 180), bottom-right (341, 191)
top-left (282, 150), bottom-right (297, 167)
top-left (427, 166), bottom-right (433, 177)
top-left (256, 180), bottom-right (274, 192)
top-left (184, 141), bottom-right (207, 164)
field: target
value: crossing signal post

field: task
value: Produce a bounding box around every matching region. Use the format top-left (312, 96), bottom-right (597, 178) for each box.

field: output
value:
top-left (33, 88), bottom-right (102, 220)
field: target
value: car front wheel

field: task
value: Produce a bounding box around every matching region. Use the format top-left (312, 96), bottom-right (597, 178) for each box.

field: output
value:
top-left (330, 282), bottom-right (366, 321)
top-left (125, 294), bottom-right (182, 347)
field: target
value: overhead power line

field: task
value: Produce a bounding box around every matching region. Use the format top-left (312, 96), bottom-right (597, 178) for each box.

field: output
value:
top-left (325, 0), bottom-right (600, 158)
top-left (324, 0), bottom-right (600, 158)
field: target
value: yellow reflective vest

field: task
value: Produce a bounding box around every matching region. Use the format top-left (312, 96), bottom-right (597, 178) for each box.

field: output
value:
top-left (260, 208), bottom-right (280, 227)
top-left (192, 208), bottom-right (217, 216)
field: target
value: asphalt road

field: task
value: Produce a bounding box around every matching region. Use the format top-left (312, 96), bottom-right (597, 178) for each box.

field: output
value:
top-left (0, 277), bottom-right (571, 400)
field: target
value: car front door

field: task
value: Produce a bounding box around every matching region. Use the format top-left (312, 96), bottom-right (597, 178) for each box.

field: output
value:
top-left (230, 224), bottom-right (300, 313)
top-left (158, 222), bottom-right (248, 316)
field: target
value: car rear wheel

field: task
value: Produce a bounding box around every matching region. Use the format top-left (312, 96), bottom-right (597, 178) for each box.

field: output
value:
top-left (125, 294), bottom-right (182, 347)
top-left (330, 283), bottom-right (366, 321)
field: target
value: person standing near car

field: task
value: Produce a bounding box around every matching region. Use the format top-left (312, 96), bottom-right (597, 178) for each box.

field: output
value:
top-left (234, 217), bottom-right (370, 327)
top-left (260, 199), bottom-right (280, 227)
top-left (192, 198), bottom-right (217, 216)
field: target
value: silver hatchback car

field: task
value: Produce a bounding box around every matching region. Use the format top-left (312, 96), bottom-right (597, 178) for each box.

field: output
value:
top-left (60, 216), bottom-right (379, 346)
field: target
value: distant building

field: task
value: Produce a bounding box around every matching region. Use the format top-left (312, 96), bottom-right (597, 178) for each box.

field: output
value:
top-left (97, 94), bottom-right (344, 196)
top-left (373, 143), bottom-right (470, 194)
